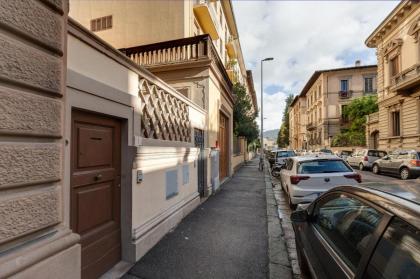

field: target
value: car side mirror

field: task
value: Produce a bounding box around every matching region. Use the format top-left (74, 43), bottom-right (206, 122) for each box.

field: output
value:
top-left (383, 156), bottom-right (389, 160)
top-left (291, 209), bottom-right (308, 223)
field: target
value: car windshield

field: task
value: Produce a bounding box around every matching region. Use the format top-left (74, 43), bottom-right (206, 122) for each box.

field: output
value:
top-left (320, 149), bottom-right (333, 154)
top-left (277, 151), bottom-right (295, 157)
top-left (298, 160), bottom-right (353, 174)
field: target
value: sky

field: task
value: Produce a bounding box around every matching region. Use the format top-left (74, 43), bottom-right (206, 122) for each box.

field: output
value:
top-left (232, 0), bottom-right (399, 131)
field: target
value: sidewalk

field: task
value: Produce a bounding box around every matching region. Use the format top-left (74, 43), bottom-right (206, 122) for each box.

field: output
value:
top-left (123, 158), bottom-right (269, 279)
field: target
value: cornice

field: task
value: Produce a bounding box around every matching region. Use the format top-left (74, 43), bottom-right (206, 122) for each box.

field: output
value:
top-left (366, 1), bottom-right (415, 48)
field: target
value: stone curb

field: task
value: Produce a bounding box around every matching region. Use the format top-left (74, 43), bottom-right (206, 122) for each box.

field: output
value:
top-left (264, 163), bottom-right (293, 279)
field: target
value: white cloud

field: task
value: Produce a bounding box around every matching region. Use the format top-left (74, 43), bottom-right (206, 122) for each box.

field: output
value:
top-left (233, 0), bottom-right (399, 131)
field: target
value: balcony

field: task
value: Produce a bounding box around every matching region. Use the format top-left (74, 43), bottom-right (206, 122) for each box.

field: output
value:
top-left (391, 63), bottom-right (420, 94)
top-left (120, 34), bottom-right (233, 91)
top-left (225, 38), bottom-right (237, 59)
top-left (193, 1), bottom-right (220, 40)
top-left (306, 122), bottom-right (316, 131)
top-left (339, 90), bottom-right (352, 99)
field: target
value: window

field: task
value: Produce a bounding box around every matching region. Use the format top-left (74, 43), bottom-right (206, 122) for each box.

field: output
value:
top-left (313, 195), bottom-right (383, 271)
top-left (298, 159), bottom-right (352, 174)
top-left (340, 80), bottom-right (349, 92)
top-left (390, 56), bottom-right (400, 77)
top-left (391, 111), bottom-right (401, 136)
top-left (364, 77), bottom-right (374, 93)
top-left (364, 218), bottom-right (420, 279)
top-left (91, 15), bottom-right (112, 32)
top-left (276, 151), bottom-right (296, 158)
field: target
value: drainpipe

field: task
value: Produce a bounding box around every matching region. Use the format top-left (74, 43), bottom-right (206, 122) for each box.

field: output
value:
top-left (327, 75), bottom-right (330, 147)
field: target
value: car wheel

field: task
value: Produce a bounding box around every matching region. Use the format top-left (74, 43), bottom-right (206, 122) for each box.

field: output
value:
top-left (296, 238), bottom-right (311, 278)
top-left (359, 163), bottom-right (365, 171)
top-left (372, 164), bottom-right (380, 174)
top-left (400, 167), bottom-right (410, 180)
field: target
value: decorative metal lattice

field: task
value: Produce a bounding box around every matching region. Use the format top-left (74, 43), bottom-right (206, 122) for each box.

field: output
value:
top-left (139, 78), bottom-right (191, 142)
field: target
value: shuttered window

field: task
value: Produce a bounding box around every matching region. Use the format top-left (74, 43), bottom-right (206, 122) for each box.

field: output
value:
top-left (91, 15), bottom-right (112, 32)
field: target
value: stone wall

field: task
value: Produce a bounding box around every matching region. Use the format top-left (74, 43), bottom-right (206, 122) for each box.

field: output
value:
top-left (0, 1), bottom-right (80, 278)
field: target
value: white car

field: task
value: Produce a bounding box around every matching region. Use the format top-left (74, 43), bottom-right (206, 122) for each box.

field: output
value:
top-left (279, 156), bottom-right (361, 209)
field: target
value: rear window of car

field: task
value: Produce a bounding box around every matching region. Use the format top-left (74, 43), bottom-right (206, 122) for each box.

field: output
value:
top-left (298, 160), bottom-right (353, 174)
top-left (342, 151), bottom-right (352, 155)
top-left (277, 151), bottom-right (295, 158)
top-left (367, 150), bottom-right (387, 157)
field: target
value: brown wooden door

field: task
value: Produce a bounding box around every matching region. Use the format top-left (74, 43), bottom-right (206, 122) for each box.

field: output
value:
top-left (71, 110), bottom-right (122, 279)
top-left (219, 112), bottom-right (229, 180)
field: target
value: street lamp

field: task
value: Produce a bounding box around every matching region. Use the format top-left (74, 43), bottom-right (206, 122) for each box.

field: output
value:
top-left (259, 57), bottom-right (274, 171)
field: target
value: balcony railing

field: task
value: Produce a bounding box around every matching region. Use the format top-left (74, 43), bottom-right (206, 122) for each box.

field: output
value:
top-left (120, 34), bottom-right (233, 91)
top-left (120, 35), bottom-right (210, 66)
top-left (339, 90), bottom-right (352, 99)
top-left (391, 63), bottom-right (420, 94)
top-left (306, 122), bottom-right (316, 131)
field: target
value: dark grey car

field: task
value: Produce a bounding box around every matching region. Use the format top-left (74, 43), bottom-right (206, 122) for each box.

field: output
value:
top-left (291, 184), bottom-right (420, 279)
top-left (372, 150), bottom-right (420, 179)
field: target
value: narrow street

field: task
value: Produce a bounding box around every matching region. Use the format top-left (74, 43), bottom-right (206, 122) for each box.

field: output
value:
top-left (124, 159), bottom-right (270, 279)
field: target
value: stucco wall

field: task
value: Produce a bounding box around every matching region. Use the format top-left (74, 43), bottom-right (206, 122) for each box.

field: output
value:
top-left (66, 25), bottom-right (206, 266)
top-left (69, 0), bottom-right (187, 48)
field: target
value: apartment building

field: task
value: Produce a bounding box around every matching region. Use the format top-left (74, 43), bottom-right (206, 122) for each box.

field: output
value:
top-left (69, 0), bottom-right (257, 193)
top-left (289, 96), bottom-right (307, 150)
top-left (366, 0), bottom-right (420, 151)
top-left (290, 64), bottom-right (377, 150)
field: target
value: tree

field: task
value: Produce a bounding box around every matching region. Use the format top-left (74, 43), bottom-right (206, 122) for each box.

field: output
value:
top-left (331, 95), bottom-right (378, 147)
top-left (277, 94), bottom-right (294, 147)
top-left (233, 83), bottom-right (259, 143)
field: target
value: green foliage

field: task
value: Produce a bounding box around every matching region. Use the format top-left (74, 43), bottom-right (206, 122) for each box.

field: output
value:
top-left (233, 83), bottom-right (259, 143)
top-left (277, 94), bottom-right (294, 147)
top-left (331, 95), bottom-right (378, 147)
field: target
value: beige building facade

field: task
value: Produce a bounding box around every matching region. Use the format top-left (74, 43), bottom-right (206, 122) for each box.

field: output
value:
top-left (366, 1), bottom-right (420, 151)
top-left (289, 96), bottom-right (307, 150)
top-left (290, 65), bottom-right (377, 150)
top-left (70, 0), bottom-right (257, 193)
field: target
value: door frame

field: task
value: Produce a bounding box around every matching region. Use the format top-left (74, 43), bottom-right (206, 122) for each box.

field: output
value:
top-left (65, 85), bottom-right (138, 265)
top-left (218, 109), bottom-right (231, 180)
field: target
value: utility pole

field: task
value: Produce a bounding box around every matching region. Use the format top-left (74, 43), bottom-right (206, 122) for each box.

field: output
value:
top-left (259, 57), bottom-right (274, 171)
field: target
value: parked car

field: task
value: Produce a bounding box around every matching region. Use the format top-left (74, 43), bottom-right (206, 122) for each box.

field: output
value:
top-left (346, 149), bottom-right (387, 170)
top-left (337, 150), bottom-right (352, 161)
top-left (372, 150), bottom-right (420, 180)
top-left (279, 156), bottom-right (361, 209)
top-left (274, 149), bottom-right (296, 166)
top-left (268, 150), bottom-right (278, 167)
top-left (291, 183), bottom-right (420, 279)
top-left (318, 148), bottom-right (333, 155)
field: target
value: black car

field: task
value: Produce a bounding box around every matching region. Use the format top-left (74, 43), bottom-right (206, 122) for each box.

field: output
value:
top-left (291, 183), bottom-right (420, 279)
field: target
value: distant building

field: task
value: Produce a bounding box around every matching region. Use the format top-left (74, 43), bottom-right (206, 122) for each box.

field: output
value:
top-left (366, 0), bottom-right (420, 151)
top-left (289, 64), bottom-right (377, 150)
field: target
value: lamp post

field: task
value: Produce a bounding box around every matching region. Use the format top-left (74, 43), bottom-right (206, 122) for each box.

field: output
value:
top-left (259, 57), bottom-right (274, 171)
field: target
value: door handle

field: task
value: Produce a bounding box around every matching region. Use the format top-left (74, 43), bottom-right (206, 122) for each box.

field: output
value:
top-left (94, 174), bottom-right (102, 181)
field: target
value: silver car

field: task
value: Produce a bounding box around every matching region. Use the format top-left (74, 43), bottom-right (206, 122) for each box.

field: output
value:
top-left (372, 150), bottom-right (420, 180)
top-left (346, 149), bottom-right (387, 170)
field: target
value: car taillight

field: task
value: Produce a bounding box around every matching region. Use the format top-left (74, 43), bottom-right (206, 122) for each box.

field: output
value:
top-left (290, 175), bottom-right (310, 185)
top-left (410, 159), bottom-right (420, 167)
top-left (344, 173), bottom-right (362, 183)
top-left (363, 156), bottom-right (368, 161)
